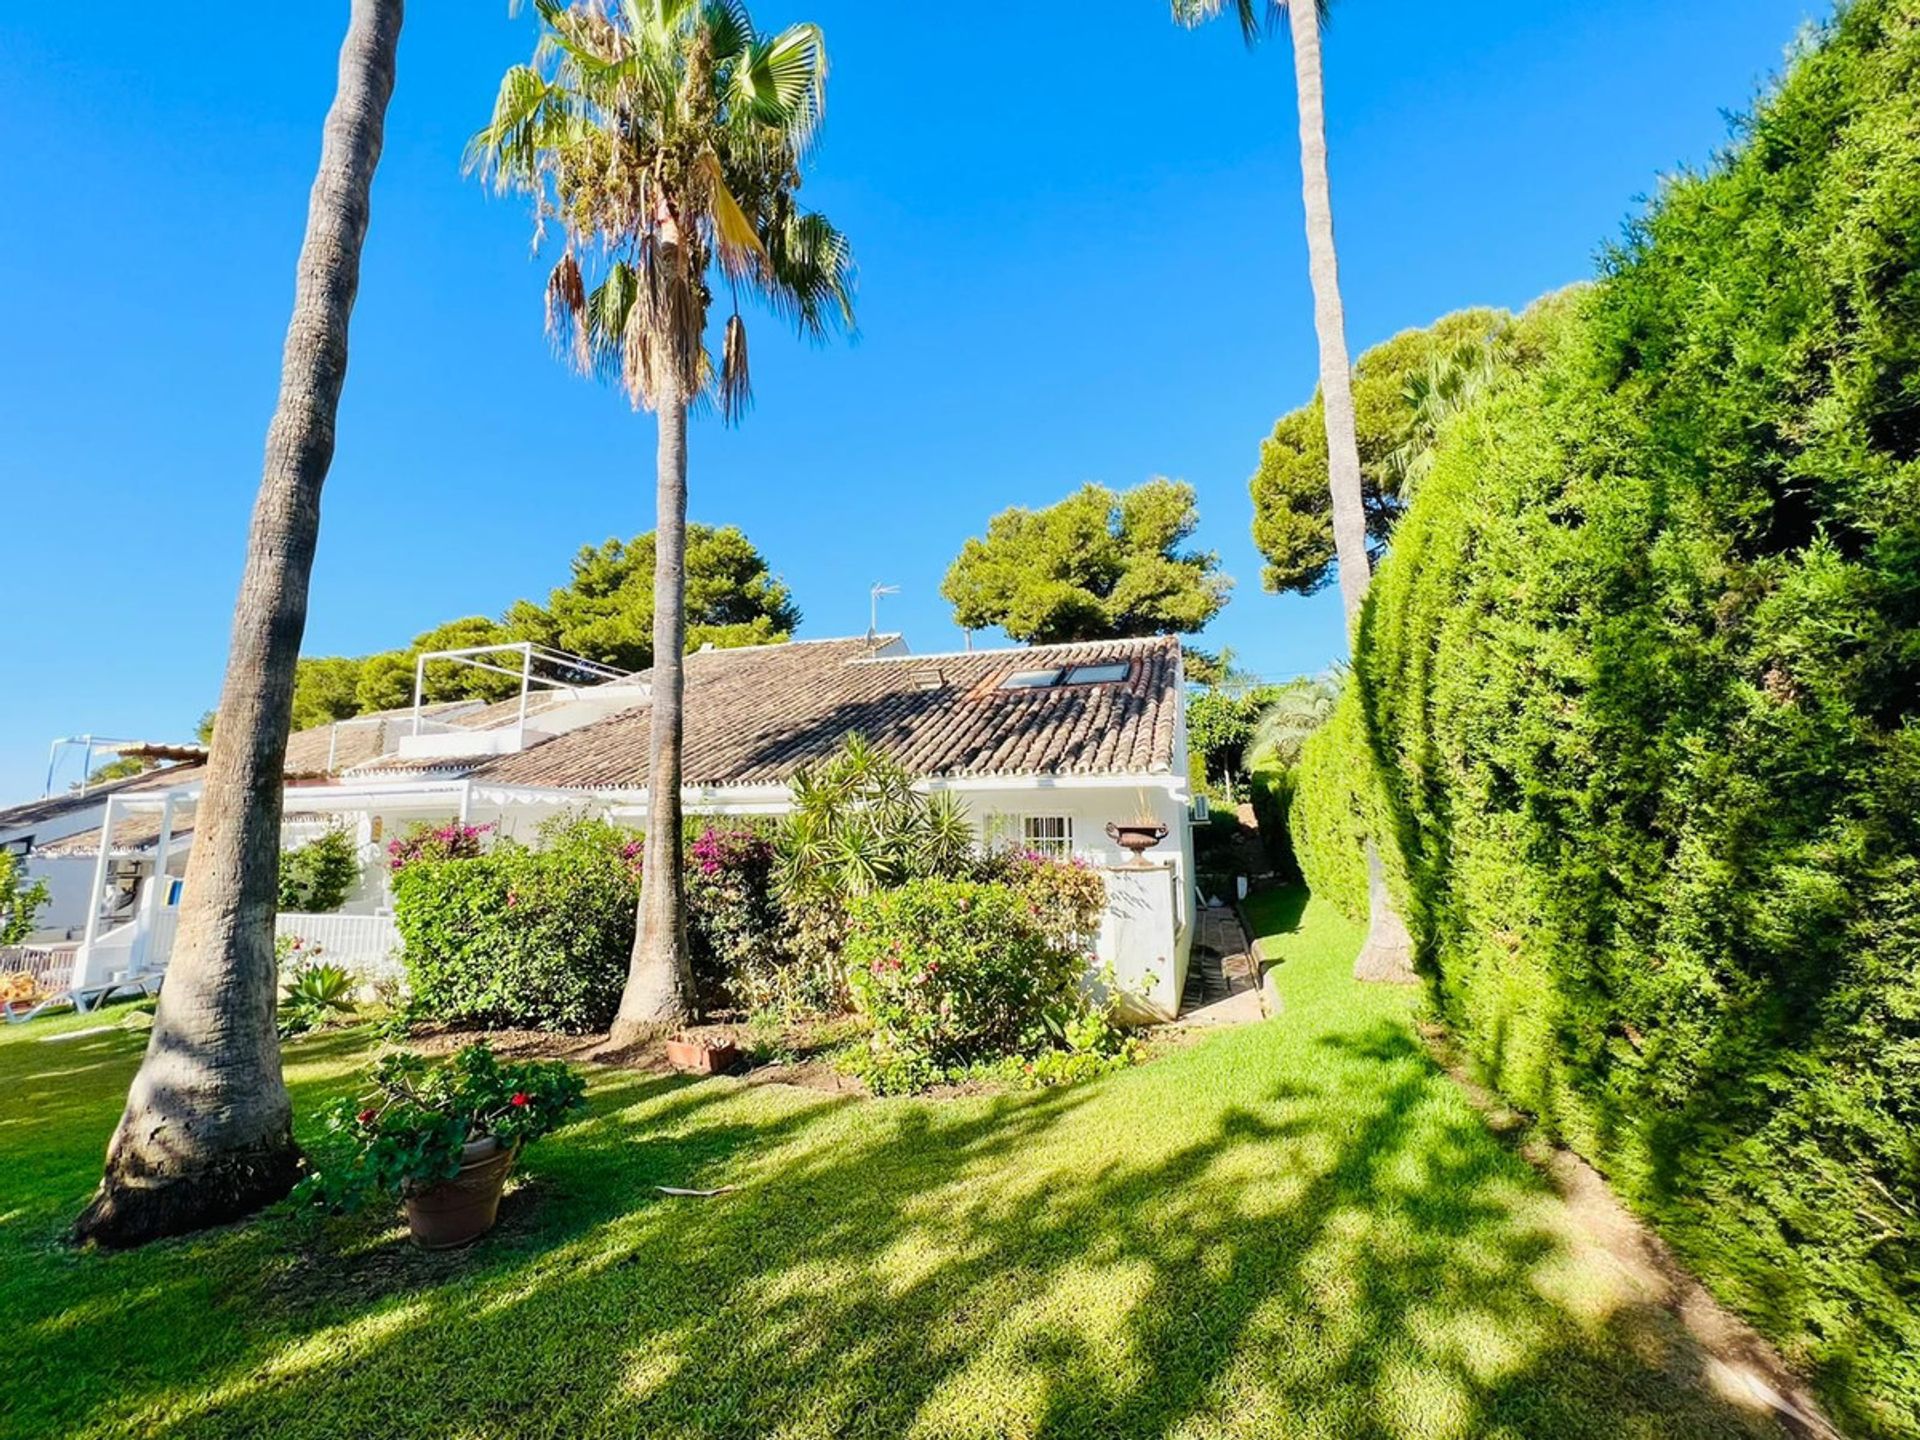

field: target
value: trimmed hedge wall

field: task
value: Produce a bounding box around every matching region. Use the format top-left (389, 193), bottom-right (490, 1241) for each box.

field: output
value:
top-left (1299, 6), bottom-right (1920, 1432)
top-left (1287, 694), bottom-right (1372, 923)
top-left (392, 817), bottom-right (641, 1032)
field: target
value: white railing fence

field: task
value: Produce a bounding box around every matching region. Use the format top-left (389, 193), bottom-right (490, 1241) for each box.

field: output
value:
top-left (0, 944), bottom-right (79, 995)
top-left (275, 912), bottom-right (404, 980)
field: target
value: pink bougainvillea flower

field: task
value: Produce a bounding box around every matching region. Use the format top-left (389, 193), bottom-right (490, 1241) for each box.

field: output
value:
top-left (510, 1092), bottom-right (530, 1107)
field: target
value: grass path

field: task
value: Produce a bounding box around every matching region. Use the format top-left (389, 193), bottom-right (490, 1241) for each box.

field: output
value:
top-left (1, 890), bottom-right (1785, 1439)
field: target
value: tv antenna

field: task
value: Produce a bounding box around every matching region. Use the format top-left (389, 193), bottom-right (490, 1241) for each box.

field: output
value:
top-left (868, 582), bottom-right (900, 641)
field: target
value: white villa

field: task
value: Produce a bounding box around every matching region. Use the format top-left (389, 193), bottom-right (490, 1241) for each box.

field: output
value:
top-left (1, 634), bottom-right (1198, 1021)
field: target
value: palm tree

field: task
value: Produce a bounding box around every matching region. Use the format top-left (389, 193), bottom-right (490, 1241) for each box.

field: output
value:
top-left (73, 0), bottom-right (405, 1247)
top-left (1173, 0), bottom-right (1414, 981)
top-left (470, 0), bottom-right (855, 1042)
top-left (1242, 666), bottom-right (1344, 770)
top-left (1383, 336), bottom-right (1505, 498)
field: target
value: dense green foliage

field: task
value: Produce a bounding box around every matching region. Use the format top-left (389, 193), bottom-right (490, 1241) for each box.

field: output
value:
top-left (1251, 303), bottom-right (1564, 594)
top-left (504, 526), bottom-right (800, 671)
top-left (942, 479), bottom-right (1231, 642)
top-left (276, 827), bottom-right (360, 914)
top-left (0, 852), bottom-right (49, 946)
top-left (844, 873), bottom-right (1114, 1093)
top-left (297, 1043), bottom-right (587, 1214)
top-left (0, 898), bottom-right (1795, 1439)
top-left (80, 755), bottom-right (158, 787)
top-left (684, 824), bottom-right (815, 1015)
top-left (1297, 8), bottom-right (1920, 1429)
top-left (392, 816), bottom-right (642, 1032)
top-left (1186, 687), bottom-right (1275, 793)
top-left (286, 524), bottom-right (796, 729)
top-left (1245, 753), bottom-right (1296, 878)
top-left (1288, 690), bottom-right (1378, 925)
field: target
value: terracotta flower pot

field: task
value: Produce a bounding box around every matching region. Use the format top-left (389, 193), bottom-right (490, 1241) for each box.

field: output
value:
top-left (665, 1037), bottom-right (740, 1075)
top-left (404, 1135), bottom-right (515, 1250)
top-left (1105, 821), bottom-right (1170, 858)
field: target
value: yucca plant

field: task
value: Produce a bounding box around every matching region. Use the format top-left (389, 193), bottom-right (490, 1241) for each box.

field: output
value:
top-left (469, 0), bottom-right (855, 1042)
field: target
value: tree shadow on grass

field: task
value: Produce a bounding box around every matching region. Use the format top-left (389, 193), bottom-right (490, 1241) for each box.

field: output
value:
top-left (13, 1010), bottom-right (1788, 1440)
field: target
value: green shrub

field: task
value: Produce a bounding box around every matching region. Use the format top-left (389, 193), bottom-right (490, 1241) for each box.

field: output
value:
top-left (276, 827), bottom-right (359, 914)
top-left (1328, 7), bottom-right (1920, 1429)
top-left (1245, 755), bottom-right (1297, 879)
top-left (392, 815), bottom-right (640, 1032)
top-left (1288, 692), bottom-right (1374, 923)
top-left (0, 852), bottom-right (49, 945)
top-left (974, 848), bottom-right (1108, 950)
top-left (685, 824), bottom-right (839, 1016)
top-left (843, 878), bottom-right (1103, 1094)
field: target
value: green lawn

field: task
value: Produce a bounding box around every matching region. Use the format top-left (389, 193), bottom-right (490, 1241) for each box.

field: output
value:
top-left (2, 890), bottom-right (1780, 1440)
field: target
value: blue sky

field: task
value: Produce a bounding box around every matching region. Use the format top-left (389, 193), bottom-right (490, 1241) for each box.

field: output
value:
top-left (0, 0), bottom-right (1823, 803)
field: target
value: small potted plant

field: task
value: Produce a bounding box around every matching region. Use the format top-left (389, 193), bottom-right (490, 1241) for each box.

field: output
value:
top-left (298, 1042), bottom-right (587, 1249)
top-left (1105, 791), bottom-right (1169, 859)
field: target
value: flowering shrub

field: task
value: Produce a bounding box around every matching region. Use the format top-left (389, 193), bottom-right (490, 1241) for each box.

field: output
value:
top-left (682, 824), bottom-right (845, 1016)
top-left (843, 878), bottom-right (1113, 1094)
top-left (392, 816), bottom-right (640, 1031)
top-left (296, 1042), bottom-right (586, 1213)
top-left (977, 849), bottom-right (1107, 953)
top-left (387, 820), bottom-right (491, 873)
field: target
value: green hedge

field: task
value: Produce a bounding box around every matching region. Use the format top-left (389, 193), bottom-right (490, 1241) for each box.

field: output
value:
top-left (1288, 691), bottom-right (1376, 924)
top-left (392, 817), bottom-right (641, 1033)
top-left (1245, 754), bottom-right (1297, 880)
top-left (1307, 6), bottom-right (1920, 1430)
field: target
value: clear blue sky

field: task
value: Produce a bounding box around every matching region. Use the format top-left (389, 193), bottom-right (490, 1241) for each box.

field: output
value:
top-left (0, 1), bottom-right (1824, 803)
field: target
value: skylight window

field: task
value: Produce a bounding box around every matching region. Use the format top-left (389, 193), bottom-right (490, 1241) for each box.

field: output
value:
top-left (1064, 662), bottom-right (1131, 685)
top-left (1000, 668), bottom-right (1063, 690)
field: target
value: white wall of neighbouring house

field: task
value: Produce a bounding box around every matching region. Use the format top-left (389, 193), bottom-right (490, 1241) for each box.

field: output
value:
top-left (22, 854), bottom-right (99, 940)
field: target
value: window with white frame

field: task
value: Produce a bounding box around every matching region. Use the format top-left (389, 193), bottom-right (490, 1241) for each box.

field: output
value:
top-left (1021, 815), bottom-right (1074, 858)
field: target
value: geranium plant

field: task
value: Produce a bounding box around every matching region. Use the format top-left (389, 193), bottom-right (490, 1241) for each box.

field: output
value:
top-left (296, 1042), bottom-right (586, 1213)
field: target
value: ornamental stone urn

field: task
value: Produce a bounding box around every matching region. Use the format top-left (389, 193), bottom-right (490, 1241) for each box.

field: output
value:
top-left (1105, 821), bottom-right (1169, 859)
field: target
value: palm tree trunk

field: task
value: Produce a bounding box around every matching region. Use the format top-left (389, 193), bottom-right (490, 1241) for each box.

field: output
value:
top-left (72, 0), bottom-right (404, 1248)
top-left (612, 372), bottom-right (699, 1043)
top-left (1287, 0), bottom-right (1414, 984)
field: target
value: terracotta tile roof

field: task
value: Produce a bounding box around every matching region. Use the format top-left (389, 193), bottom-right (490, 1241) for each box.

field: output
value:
top-left (38, 803), bottom-right (199, 858)
top-left (471, 635), bottom-right (1182, 791)
top-left (282, 702), bottom-right (478, 775)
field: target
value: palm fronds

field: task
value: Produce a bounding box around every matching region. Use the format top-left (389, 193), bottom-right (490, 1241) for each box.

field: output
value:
top-left (1244, 667), bottom-right (1344, 770)
top-left (1168, 0), bottom-right (1327, 45)
top-left (470, 0), bottom-right (855, 418)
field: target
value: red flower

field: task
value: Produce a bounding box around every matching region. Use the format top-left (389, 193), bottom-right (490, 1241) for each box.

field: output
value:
top-left (510, 1092), bottom-right (530, 1108)
top-left (357, 1108), bottom-right (378, 1126)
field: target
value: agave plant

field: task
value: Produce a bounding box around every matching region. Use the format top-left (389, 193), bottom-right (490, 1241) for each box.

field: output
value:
top-left (278, 962), bottom-right (359, 1039)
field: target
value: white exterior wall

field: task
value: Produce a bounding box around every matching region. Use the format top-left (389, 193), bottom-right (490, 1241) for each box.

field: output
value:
top-left (957, 782), bottom-right (1193, 1020)
top-left (21, 854), bottom-right (101, 939)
